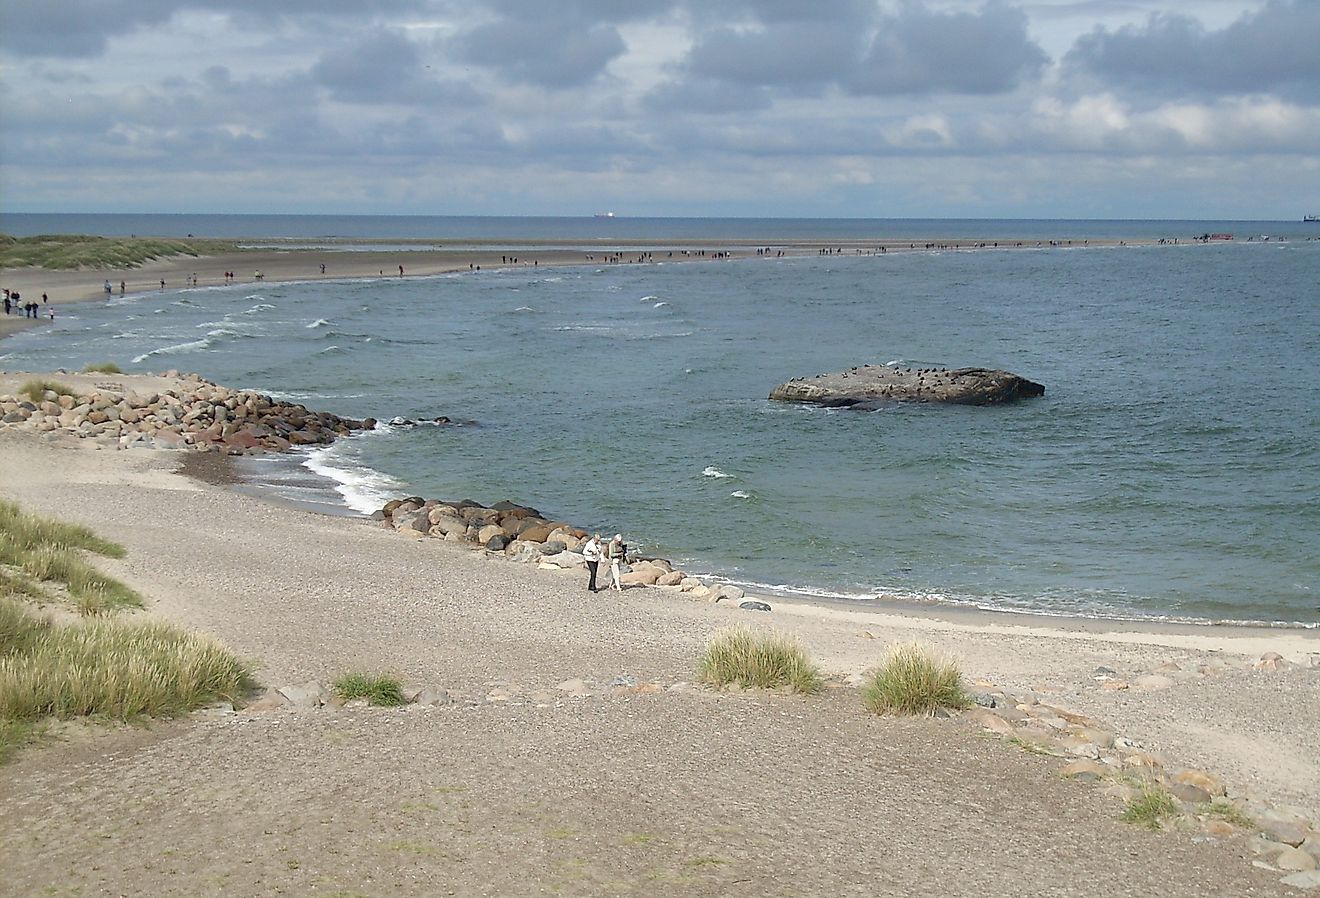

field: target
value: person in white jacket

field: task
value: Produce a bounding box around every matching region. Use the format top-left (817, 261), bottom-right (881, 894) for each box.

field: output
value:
top-left (582, 534), bottom-right (603, 593)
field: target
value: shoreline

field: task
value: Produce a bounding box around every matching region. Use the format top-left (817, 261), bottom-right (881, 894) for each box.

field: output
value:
top-left (190, 435), bottom-right (1320, 638)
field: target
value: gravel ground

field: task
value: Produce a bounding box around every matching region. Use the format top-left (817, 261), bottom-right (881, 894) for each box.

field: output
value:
top-left (0, 430), bottom-right (1314, 896)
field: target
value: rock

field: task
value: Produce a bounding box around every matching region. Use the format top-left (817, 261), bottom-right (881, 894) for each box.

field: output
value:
top-left (1131, 674), bottom-right (1176, 691)
top-left (656, 571), bottom-right (685, 587)
top-left (392, 510), bottom-right (430, 535)
top-left (540, 551), bottom-right (585, 569)
top-left (429, 514), bottom-right (467, 537)
top-left (740, 600), bottom-right (772, 612)
top-left (965, 707), bottom-right (1015, 737)
top-left (1254, 651), bottom-right (1290, 671)
top-left (520, 525), bottom-right (552, 543)
top-left (277, 681), bottom-right (327, 709)
top-left (538, 540), bottom-right (567, 555)
top-left (1278, 848), bottom-right (1319, 872)
top-left (556, 678), bottom-right (593, 698)
top-left (1261, 819), bottom-right (1310, 847)
top-left (243, 690), bottom-right (290, 712)
top-left (620, 567), bottom-right (663, 587)
top-left (476, 523), bottom-right (505, 544)
top-left (1203, 819), bottom-right (1237, 837)
top-left (504, 540), bottom-right (540, 563)
top-left (486, 686), bottom-right (515, 702)
top-left (679, 577), bottom-right (703, 591)
top-left (1170, 782), bottom-right (1212, 804)
top-left (769, 365), bottom-right (1045, 407)
top-left (1282, 871), bottom-right (1320, 890)
top-left (688, 585), bottom-right (711, 598)
top-left (1060, 760), bottom-right (1110, 783)
top-left (712, 585), bottom-right (745, 602)
top-left (1171, 769), bottom-right (1227, 797)
top-left (414, 687), bottom-right (452, 706)
top-left (485, 534), bottom-right (510, 552)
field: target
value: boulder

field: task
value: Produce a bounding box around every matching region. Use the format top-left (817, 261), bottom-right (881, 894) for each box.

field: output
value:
top-left (620, 568), bottom-right (662, 587)
top-left (656, 571), bottom-right (685, 587)
top-left (520, 525), bottom-right (553, 543)
top-left (476, 523), bottom-right (506, 545)
top-left (540, 551), bottom-right (585, 569)
top-left (485, 534), bottom-right (511, 552)
top-left (392, 510), bottom-right (430, 535)
top-left (770, 365), bottom-right (1044, 407)
top-left (712, 585), bottom-right (746, 602)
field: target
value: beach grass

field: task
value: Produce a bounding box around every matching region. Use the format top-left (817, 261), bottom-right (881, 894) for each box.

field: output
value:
top-left (0, 500), bottom-right (139, 613)
top-left (1120, 782), bottom-right (1181, 831)
top-left (696, 627), bottom-right (824, 694)
top-left (82, 362), bottom-right (123, 374)
top-left (0, 596), bottom-right (255, 723)
top-left (860, 643), bottom-right (971, 717)
top-left (0, 234), bottom-right (233, 271)
top-left (17, 379), bottom-right (72, 403)
top-left (332, 671), bottom-right (408, 706)
top-left (1202, 799), bottom-right (1255, 829)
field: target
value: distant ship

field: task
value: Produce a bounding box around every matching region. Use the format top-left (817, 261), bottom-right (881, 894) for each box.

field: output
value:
top-left (1305, 214), bottom-right (1319, 222)
top-left (594, 212), bottom-right (616, 219)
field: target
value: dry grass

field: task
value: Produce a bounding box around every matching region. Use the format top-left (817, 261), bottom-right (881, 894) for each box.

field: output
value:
top-left (696, 627), bottom-right (824, 694)
top-left (861, 643), bottom-right (971, 717)
top-left (1121, 782), bottom-right (1181, 830)
top-left (82, 362), bottom-right (123, 374)
top-left (0, 500), bottom-right (138, 612)
top-left (16, 379), bottom-right (72, 403)
top-left (0, 597), bottom-right (255, 722)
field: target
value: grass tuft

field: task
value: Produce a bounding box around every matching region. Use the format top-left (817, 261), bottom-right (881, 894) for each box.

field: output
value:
top-left (82, 362), bottom-right (123, 374)
top-left (17, 379), bottom-right (72, 403)
top-left (0, 598), bottom-right (255, 722)
top-left (0, 718), bottom-right (48, 765)
top-left (1203, 799), bottom-right (1256, 829)
top-left (860, 642), bottom-right (971, 717)
top-left (696, 626), bottom-right (824, 694)
top-left (1121, 782), bottom-right (1181, 830)
top-left (332, 671), bottom-right (408, 706)
top-left (0, 499), bottom-right (126, 559)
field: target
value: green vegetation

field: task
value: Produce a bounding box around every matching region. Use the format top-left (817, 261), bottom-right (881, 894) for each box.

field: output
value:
top-left (860, 642), bottom-right (971, 717)
top-left (1203, 799), bottom-right (1256, 829)
top-left (332, 671), bottom-right (408, 706)
top-left (17, 379), bottom-right (72, 403)
top-left (0, 597), bottom-right (254, 720)
top-left (696, 626), bottom-right (824, 694)
top-left (82, 362), bottom-right (123, 374)
top-left (0, 234), bottom-right (233, 271)
top-left (0, 499), bottom-right (139, 611)
top-left (1120, 782), bottom-right (1181, 830)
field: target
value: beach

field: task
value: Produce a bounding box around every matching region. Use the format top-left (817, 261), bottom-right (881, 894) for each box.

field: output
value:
top-left (2, 236), bottom-right (1318, 895)
top-left (0, 420), bottom-right (1316, 895)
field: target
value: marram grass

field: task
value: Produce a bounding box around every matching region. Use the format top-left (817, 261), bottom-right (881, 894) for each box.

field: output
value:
top-left (1121, 782), bottom-right (1181, 831)
top-left (861, 643), bottom-right (971, 717)
top-left (0, 598), bottom-right (254, 721)
top-left (17, 379), bottom-right (72, 404)
top-left (696, 626), bottom-right (824, 694)
top-left (82, 362), bottom-right (123, 374)
top-left (0, 500), bottom-right (138, 611)
top-left (332, 671), bottom-right (408, 707)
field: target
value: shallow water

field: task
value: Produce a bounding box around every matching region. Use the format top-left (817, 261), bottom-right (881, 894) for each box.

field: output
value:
top-left (5, 238), bottom-right (1318, 625)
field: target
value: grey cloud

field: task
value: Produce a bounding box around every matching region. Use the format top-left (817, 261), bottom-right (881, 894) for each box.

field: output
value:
top-left (1064, 1), bottom-right (1320, 98)
top-left (0, 0), bottom-right (430, 58)
top-left (686, 21), bottom-right (863, 86)
top-left (453, 17), bottom-right (626, 87)
top-left (643, 77), bottom-right (774, 114)
top-left (311, 30), bottom-right (479, 105)
top-left (848, 1), bottom-right (1048, 95)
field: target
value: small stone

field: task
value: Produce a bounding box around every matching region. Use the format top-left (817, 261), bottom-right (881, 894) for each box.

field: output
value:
top-left (1253, 651), bottom-right (1289, 671)
top-left (1060, 760), bottom-right (1110, 783)
top-left (1277, 847), bottom-right (1319, 872)
top-left (556, 678), bottom-right (593, 698)
top-left (1171, 769), bottom-right (1227, 797)
top-left (607, 675), bottom-right (638, 689)
top-left (276, 681), bottom-right (326, 709)
top-left (1203, 819), bottom-right (1236, 837)
top-left (973, 693), bottom-right (997, 708)
top-left (1152, 662), bottom-right (1182, 673)
top-left (243, 690), bottom-right (290, 712)
top-left (1131, 674), bottom-right (1176, 691)
top-left (739, 600), bottom-right (772, 612)
top-left (1261, 819), bottom-right (1309, 847)
top-left (1170, 782), bottom-right (1212, 804)
top-left (1099, 679), bottom-right (1130, 691)
top-left (415, 687), bottom-right (452, 706)
top-left (486, 686), bottom-right (514, 702)
top-left (1281, 871), bottom-right (1320, 889)
top-left (965, 707), bottom-right (1015, 736)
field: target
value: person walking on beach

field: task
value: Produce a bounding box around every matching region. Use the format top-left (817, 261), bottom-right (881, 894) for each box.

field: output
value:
top-left (607, 534), bottom-right (627, 591)
top-left (582, 533), bottom-right (603, 593)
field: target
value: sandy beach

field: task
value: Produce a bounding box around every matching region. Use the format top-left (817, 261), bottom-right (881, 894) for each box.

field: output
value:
top-left (0, 418), bottom-right (1316, 895)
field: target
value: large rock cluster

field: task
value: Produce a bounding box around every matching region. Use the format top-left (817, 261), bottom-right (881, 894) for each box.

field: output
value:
top-left (378, 496), bottom-right (752, 603)
top-left (770, 364), bottom-right (1045, 407)
top-left (0, 372), bottom-right (374, 454)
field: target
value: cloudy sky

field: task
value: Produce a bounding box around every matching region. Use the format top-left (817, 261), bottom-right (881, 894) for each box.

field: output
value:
top-left (1, 0), bottom-right (1317, 219)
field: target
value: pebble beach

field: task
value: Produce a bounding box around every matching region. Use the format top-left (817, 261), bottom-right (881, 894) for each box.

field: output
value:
top-left (2, 242), bottom-right (1319, 895)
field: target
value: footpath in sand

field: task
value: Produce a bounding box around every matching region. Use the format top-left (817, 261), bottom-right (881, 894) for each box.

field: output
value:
top-left (0, 421), bottom-right (1316, 897)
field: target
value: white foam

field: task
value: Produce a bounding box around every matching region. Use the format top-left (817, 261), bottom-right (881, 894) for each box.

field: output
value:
top-left (653, 301), bottom-right (669, 308)
top-left (639, 295), bottom-right (660, 302)
top-left (513, 306), bottom-right (538, 313)
top-left (702, 466), bottom-right (732, 479)
top-left (132, 337), bottom-right (211, 364)
top-left (729, 490), bottom-right (752, 499)
top-left (302, 442), bottom-right (407, 514)
top-left (307, 318), bottom-right (330, 329)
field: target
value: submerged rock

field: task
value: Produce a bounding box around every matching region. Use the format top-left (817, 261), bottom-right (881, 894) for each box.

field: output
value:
top-left (769, 365), bottom-right (1044, 407)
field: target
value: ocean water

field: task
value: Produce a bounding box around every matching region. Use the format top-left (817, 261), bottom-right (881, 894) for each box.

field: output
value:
top-left (3, 225), bottom-right (1318, 625)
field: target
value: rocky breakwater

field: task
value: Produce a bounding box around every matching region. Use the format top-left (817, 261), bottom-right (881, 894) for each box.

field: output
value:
top-left (769, 365), bottom-right (1045, 407)
top-left (378, 496), bottom-right (757, 606)
top-left (0, 371), bottom-right (375, 454)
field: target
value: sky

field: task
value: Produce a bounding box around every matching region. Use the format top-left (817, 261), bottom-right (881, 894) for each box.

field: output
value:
top-left (1, 0), bottom-right (1317, 219)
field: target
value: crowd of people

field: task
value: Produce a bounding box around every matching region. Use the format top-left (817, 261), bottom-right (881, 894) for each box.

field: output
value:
top-left (2, 288), bottom-right (53, 320)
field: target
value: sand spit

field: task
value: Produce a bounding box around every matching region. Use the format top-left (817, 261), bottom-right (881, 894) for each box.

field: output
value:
top-left (0, 410), bottom-right (1317, 894)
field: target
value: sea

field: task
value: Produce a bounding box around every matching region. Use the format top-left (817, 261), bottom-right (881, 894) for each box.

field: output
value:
top-left (2, 214), bottom-right (1318, 627)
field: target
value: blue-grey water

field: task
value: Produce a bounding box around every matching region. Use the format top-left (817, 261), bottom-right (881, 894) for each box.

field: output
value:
top-left (2, 217), bottom-right (1318, 625)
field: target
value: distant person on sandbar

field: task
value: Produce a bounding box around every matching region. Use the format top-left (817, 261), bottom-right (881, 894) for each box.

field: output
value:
top-left (399, 265), bottom-right (404, 277)
top-left (607, 534), bottom-right (627, 591)
top-left (104, 279), bottom-right (112, 296)
top-left (582, 534), bottom-right (603, 592)
top-left (119, 280), bottom-right (126, 295)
